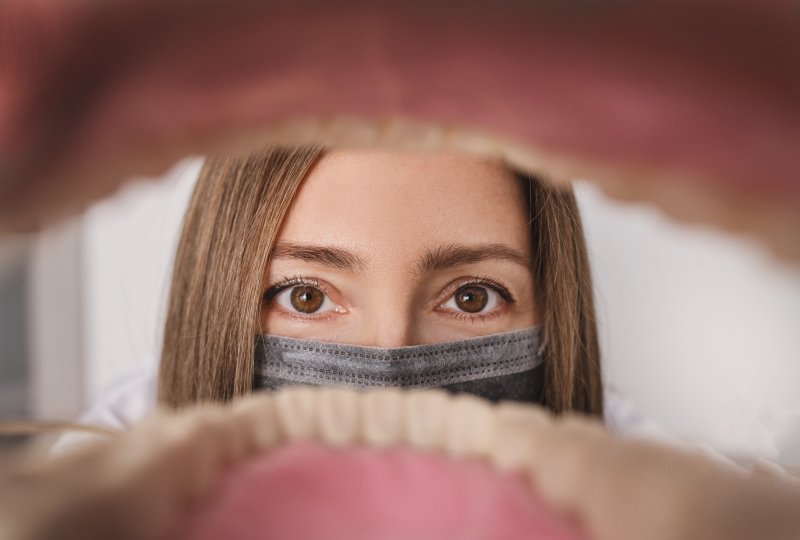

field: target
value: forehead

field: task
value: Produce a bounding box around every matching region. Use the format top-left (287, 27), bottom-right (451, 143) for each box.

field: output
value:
top-left (277, 149), bottom-right (531, 257)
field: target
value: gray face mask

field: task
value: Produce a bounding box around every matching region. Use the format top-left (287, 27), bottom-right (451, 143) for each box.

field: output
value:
top-left (253, 326), bottom-right (544, 404)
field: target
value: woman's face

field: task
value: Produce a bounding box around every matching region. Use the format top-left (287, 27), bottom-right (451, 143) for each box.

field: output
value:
top-left (261, 149), bottom-right (538, 346)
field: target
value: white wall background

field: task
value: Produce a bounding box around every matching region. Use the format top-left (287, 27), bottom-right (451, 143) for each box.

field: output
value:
top-left (575, 181), bottom-right (800, 463)
top-left (81, 158), bottom-right (201, 403)
top-left (77, 158), bottom-right (800, 463)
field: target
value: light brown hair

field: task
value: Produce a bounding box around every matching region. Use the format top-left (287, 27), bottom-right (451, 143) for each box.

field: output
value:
top-left (158, 147), bottom-right (603, 416)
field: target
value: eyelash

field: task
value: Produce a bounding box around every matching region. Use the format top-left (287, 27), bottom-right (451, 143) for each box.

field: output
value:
top-left (455, 276), bottom-right (515, 303)
top-left (263, 274), bottom-right (326, 301)
top-left (438, 276), bottom-right (515, 323)
top-left (263, 275), bottom-right (338, 322)
top-left (262, 275), bottom-right (515, 322)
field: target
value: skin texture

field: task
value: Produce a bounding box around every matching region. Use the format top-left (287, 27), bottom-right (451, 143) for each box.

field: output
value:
top-left (261, 150), bottom-right (538, 345)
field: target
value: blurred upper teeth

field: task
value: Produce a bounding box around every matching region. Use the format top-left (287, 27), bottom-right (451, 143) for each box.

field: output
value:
top-left (230, 115), bottom-right (800, 263)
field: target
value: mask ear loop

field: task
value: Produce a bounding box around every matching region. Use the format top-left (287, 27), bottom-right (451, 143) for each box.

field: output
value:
top-left (536, 333), bottom-right (547, 357)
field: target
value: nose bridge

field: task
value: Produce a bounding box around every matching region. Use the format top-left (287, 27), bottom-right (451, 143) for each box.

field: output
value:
top-left (350, 253), bottom-right (423, 347)
top-left (359, 308), bottom-right (417, 348)
top-left (356, 282), bottom-right (419, 347)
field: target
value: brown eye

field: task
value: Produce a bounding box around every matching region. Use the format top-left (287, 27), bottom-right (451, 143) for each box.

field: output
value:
top-left (454, 286), bottom-right (489, 313)
top-left (290, 286), bottom-right (325, 313)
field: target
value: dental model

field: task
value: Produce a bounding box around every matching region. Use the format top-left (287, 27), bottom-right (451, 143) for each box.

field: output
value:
top-left (0, 388), bottom-right (577, 540)
top-left (2, 387), bottom-right (799, 540)
top-left (0, 1), bottom-right (799, 539)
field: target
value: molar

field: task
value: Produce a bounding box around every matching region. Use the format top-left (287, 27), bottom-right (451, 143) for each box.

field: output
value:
top-left (230, 394), bottom-right (282, 451)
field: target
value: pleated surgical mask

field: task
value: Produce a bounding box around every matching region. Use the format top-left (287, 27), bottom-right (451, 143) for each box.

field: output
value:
top-left (253, 326), bottom-right (544, 404)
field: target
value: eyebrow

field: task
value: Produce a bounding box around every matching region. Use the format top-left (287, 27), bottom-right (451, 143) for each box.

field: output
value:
top-left (415, 243), bottom-right (530, 274)
top-left (270, 242), bottom-right (368, 273)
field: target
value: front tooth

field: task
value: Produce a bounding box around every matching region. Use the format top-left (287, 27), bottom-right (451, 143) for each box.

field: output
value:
top-left (274, 386), bottom-right (318, 441)
top-left (324, 116), bottom-right (381, 147)
top-left (317, 387), bottom-right (360, 447)
top-left (381, 118), bottom-right (447, 151)
top-left (274, 117), bottom-right (324, 147)
top-left (403, 389), bottom-right (450, 451)
top-left (361, 388), bottom-right (405, 448)
top-left (445, 128), bottom-right (503, 160)
top-left (445, 395), bottom-right (496, 458)
top-left (490, 402), bottom-right (553, 472)
top-left (230, 394), bottom-right (282, 451)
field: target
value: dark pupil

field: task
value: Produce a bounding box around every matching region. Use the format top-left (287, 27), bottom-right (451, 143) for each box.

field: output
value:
top-left (455, 286), bottom-right (488, 313)
top-left (290, 286), bottom-right (324, 313)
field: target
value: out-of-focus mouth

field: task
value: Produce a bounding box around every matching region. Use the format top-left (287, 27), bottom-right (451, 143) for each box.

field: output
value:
top-left (1, 0), bottom-right (798, 260)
